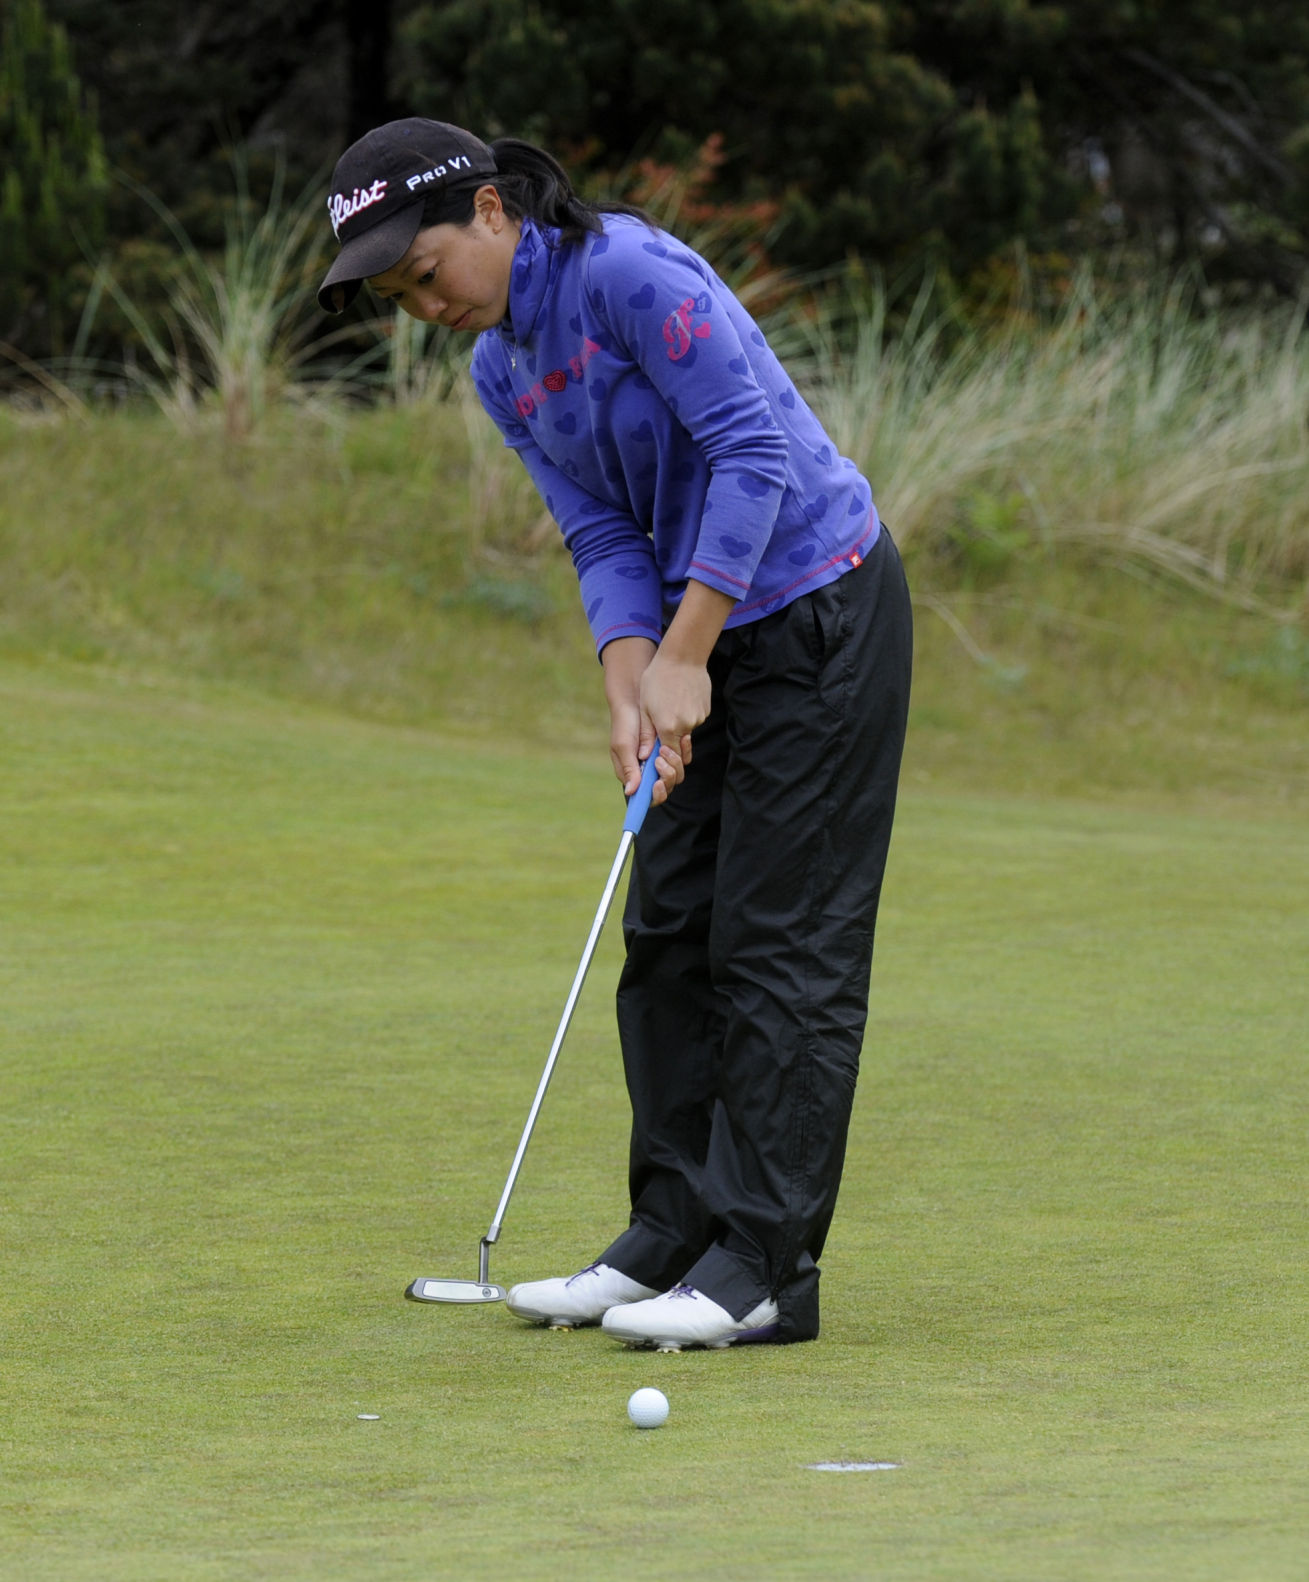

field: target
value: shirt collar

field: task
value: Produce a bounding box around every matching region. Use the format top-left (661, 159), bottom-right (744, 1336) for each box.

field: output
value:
top-left (502, 217), bottom-right (559, 345)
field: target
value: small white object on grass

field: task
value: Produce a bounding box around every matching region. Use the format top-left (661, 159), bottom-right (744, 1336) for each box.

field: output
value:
top-left (627, 1387), bottom-right (669, 1429)
top-left (357, 1414), bottom-right (381, 1421)
top-left (806, 1461), bottom-right (899, 1472)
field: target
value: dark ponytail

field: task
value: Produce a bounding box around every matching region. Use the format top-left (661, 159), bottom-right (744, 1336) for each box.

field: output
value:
top-left (419, 138), bottom-right (651, 244)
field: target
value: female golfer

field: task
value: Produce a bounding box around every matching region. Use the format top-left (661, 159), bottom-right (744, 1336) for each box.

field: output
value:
top-left (319, 119), bottom-right (912, 1349)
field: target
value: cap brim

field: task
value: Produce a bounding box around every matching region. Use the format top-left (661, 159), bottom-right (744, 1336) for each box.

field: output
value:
top-left (317, 204), bottom-right (425, 314)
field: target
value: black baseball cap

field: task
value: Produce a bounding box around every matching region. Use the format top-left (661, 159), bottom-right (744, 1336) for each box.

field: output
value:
top-left (318, 118), bottom-right (498, 313)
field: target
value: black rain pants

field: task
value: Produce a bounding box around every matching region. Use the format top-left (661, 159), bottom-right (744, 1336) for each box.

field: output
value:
top-left (600, 525), bottom-right (913, 1342)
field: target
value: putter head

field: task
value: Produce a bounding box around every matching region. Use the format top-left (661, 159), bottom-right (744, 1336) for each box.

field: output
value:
top-left (405, 1277), bottom-right (506, 1304)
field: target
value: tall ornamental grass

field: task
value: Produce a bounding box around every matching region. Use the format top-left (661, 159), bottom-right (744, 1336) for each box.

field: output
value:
top-left (6, 170), bottom-right (1307, 614)
top-left (797, 272), bottom-right (1308, 609)
top-left (100, 161), bottom-right (379, 439)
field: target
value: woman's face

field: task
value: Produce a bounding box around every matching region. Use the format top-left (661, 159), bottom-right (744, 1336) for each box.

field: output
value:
top-left (368, 186), bottom-right (520, 330)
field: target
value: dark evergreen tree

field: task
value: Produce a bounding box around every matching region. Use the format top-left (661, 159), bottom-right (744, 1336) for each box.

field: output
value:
top-left (395, 0), bottom-right (1309, 291)
top-left (0, 0), bottom-right (108, 354)
top-left (8, 0), bottom-right (1308, 357)
top-left (393, 0), bottom-right (1079, 279)
top-left (900, 0), bottom-right (1309, 288)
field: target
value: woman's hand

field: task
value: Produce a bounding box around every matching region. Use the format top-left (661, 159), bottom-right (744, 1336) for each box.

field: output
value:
top-left (600, 580), bottom-right (736, 806)
top-left (637, 651), bottom-right (705, 801)
top-left (602, 636), bottom-right (688, 806)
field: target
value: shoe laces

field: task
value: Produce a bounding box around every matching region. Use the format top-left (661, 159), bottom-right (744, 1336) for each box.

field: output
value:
top-left (564, 1262), bottom-right (604, 1288)
top-left (667, 1284), bottom-right (699, 1301)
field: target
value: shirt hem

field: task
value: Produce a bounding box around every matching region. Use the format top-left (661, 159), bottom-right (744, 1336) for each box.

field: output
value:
top-left (725, 511), bottom-right (881, 623)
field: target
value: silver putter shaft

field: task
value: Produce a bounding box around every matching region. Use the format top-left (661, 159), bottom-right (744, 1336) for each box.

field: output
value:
top-left (406, 746), bottom-right (662, 1306)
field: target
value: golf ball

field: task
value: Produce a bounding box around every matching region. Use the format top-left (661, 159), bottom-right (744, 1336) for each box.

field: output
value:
top-left (627, 1387), bottom-right (669, 1429)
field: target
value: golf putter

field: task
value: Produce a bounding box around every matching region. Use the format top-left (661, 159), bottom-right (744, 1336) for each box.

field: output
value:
top-left (405, 743), bottom-right (662, 1305)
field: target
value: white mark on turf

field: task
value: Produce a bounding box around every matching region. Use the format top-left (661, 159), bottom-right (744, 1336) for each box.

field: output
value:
top-left (806, 1461), bottom-right (900, 1472)
top-left (357, 1414), bottom-right (381, 1421)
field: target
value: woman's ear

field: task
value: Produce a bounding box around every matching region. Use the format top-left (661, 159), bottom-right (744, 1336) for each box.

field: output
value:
top-left (475, 184), bottom-right (507, 229)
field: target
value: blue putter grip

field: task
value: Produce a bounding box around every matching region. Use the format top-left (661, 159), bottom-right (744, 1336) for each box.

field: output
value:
top-left (623, 740), bottom-right (662, 834)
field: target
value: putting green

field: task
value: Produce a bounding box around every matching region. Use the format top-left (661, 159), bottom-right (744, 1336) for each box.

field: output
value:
top-left (1, 662), bottom-right (1305, 1581)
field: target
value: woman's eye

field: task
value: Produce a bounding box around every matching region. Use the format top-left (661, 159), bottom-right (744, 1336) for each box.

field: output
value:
top-left (418, 268), bottom-right (436, 285)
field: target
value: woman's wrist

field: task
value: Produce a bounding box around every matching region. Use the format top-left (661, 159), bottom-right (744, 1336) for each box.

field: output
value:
top-left (658, 580), bottom-right (737, 667)
top-left (601, 635), bottom-right (658, 704)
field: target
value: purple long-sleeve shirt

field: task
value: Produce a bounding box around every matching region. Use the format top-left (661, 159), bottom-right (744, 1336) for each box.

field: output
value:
top-left (470, 216), bottom-right (880, 653)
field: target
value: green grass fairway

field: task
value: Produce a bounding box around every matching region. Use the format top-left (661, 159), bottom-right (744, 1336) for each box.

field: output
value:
top-left (1, 662), bottom-right (1306, 1581)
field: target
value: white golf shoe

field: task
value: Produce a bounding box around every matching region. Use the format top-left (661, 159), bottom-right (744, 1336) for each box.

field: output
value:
top-left (506, 1262), bottom-right (659, 1329)
top-left (601, 1284), bottom-right (782, 1351)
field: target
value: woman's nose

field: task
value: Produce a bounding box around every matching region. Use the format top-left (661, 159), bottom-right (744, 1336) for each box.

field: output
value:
top-left (406, 289), bottom-right (446, 323)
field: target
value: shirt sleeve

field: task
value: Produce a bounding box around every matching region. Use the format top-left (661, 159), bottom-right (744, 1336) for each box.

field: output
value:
top-left (470, 350), bottom-right (663, 654)
top-left (583, 228), bottom-right (789, 602)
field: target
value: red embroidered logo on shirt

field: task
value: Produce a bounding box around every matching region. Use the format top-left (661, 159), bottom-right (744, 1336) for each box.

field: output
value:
top-left (663, 294), bottom-right (713, 361)
top-left (515, 338), bottom-right (601, 416)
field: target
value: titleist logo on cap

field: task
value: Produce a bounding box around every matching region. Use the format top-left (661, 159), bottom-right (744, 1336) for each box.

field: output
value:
top-left (328, 180), bottom-right (388, 238)
top-left (327, 154), bottom-right (479, 239)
